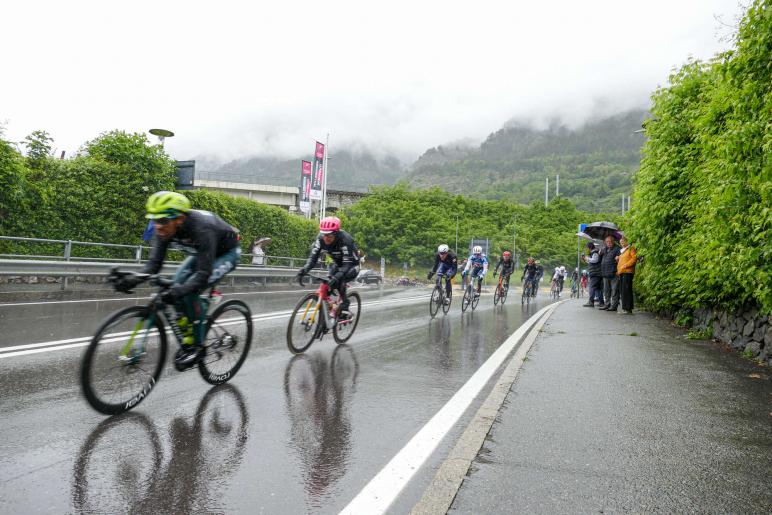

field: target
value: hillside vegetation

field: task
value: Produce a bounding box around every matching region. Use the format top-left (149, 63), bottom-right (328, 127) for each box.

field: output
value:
top-left (407, 110), bottom-right (646, 212)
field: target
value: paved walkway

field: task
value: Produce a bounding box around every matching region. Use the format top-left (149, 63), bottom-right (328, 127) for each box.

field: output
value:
top-left (450, 301), bottom-right (772, 513)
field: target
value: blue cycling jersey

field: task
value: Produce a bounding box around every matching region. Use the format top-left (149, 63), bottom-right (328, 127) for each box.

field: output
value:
top-left (465, 254), bottom-right (488, 271)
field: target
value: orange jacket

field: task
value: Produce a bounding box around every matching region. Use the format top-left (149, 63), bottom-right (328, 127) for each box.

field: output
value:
top-left (617, 246), bottom-right (637, 275)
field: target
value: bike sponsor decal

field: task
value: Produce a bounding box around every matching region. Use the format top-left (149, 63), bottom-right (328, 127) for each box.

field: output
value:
top-left (124, 377), bottom-right (155, 409)
top-left (209, 372), bottom-right (231, 382)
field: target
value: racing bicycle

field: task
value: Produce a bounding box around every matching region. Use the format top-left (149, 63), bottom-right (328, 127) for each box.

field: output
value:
top-left (287, 277), bottom-right (361, 354)
top-left (80, 269), bottom-right (253, 415)
top-left (493, 273), bottom-right (510, 306)
top-left (461, 272), bottom-right (482, 313)
top-left (429, 272), bottom-right (452, 317)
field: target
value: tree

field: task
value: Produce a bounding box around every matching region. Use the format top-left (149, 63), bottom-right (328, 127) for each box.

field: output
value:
top-left (23, 130), bottom-right (54, 169)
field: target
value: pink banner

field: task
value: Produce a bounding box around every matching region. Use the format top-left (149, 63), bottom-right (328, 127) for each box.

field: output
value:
top-left (310, 141), bottom-right (325, 200)
top-left (299, 160), bottom-right (312, 214)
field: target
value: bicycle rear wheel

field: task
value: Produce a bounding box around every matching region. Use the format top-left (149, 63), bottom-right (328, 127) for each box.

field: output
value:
top-left (501, 283), bottom-right (508, 305)
top-left (333, 291), bottom-right (361, 344)
top-left (429, 285), bottom-right (442, 318)
top-left (81, 306), bottom-right (167, 415)
top-left (493, 284), bottom-right (501, 305)
top-left (287, 293), bottom-right (320, 354)
top-left (471, 286), bottom-right (480, 310)
top-left (199, 300), bottom-right (253, 385)
top-left (441, 289), bottom-right (452, 314)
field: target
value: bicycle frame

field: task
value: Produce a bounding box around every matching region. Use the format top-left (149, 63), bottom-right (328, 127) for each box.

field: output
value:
top-left (301, 281), bottom-right (341, 334)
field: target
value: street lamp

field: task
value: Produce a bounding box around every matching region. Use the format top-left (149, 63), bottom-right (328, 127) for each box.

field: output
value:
top-left (149, 128), bottom-right (175, 148)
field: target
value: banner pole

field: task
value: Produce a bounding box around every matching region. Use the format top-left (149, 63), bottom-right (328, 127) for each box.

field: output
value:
top-left (321, 133), bottom-right (330, 219)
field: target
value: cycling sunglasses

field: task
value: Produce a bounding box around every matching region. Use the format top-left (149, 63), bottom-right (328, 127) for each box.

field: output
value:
top-left (153, 217), bottom-right (176, 226)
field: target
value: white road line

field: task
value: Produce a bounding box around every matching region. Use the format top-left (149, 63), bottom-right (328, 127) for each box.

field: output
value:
top-left (0, 294), bottom-right (430, 359)
top-left (339, 301), bottom-right (561, 515)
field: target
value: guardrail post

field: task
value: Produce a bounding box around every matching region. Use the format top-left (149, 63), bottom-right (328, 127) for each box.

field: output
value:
top-left (135, 246), bottom-right (142, 263)
top-left (290, 258), bottom-right (294, 268)
top-left (62, 240), bottom-right (72, 290)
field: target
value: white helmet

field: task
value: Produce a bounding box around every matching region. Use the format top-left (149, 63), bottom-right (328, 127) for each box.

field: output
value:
top-left (560, 266), bottom-right (566, 272)
top-left (473, 245), bottom-right (482, 254)
top-left (437, 244), bottom-right (449, 253)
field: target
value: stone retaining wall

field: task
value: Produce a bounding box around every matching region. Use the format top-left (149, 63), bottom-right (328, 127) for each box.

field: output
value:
top-left (692, 306), bottom-right (771, 366)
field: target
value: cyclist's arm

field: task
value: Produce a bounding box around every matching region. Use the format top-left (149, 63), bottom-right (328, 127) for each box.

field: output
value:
top-left (177, 233), bottom-right (218, 296)
top-left (334, 233), bottom-right (359, 276)
top-left (142, 234), bottom-right (169, 275)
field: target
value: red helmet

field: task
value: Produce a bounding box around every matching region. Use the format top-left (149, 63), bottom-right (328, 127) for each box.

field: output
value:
top-left (527, 257), bottom-right (535, 264)
top-left (503, 251), bottom-right (511, 258)
top-left (319, 216), bottom-right (341, 234)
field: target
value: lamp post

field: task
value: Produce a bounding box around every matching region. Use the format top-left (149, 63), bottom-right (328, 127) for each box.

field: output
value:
top-left (149, 128), bottom-right (174, 148)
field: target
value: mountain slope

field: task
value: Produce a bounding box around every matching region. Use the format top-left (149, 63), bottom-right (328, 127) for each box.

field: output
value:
top-left (408, 110), bottom-right (647, 212)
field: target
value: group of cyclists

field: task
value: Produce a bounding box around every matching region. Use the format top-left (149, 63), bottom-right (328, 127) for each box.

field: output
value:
top-left (118, 190), bottom-right (591, 368)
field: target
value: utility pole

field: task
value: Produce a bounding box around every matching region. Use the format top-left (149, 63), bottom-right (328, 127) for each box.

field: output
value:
top-left (513, 217), bottom-right (518, 270)
top-left (455, 214), bottom-right (459, 254)
top-left (545, 177), bottom-right (549, 206)
top-left (622, 193), bottom-right (625, 214)
top-left (556, 174), bottom-right (560, 197)
top-left (320, 133), bottom-right (330, 220)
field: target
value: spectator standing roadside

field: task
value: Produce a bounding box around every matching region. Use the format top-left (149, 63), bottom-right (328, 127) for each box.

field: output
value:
top-left (599, 235), bottom-right (621, 311)
top-left (615, 235), bottom-right (637, 314)
top-left (582, 242), bottom-right (603, 307)
top-left (251, 239), bottom-right (266, 266)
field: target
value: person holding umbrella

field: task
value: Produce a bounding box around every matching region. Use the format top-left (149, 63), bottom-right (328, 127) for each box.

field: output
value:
top-left (599, 234), bottom-right (621, 311)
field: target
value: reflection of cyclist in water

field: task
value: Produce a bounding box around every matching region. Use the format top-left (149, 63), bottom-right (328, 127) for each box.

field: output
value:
top-left (72, 385), bottom-right (249, 514)
top-left (284, 347), bottom-right (359, 507)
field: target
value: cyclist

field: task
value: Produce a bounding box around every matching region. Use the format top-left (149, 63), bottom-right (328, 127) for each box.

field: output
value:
top-left (463, 246), bottom-right (488, 297)
top-left (493, 251), bottom-right (515, 291)
top-left (427, 244), bottom-right (458, 303)
top-left (296, 216), bottom-right (360, 320)
top-left (534, 260), bottom-right (544, 297)
top-left (113, 191), bottom-right (242, 368)
top-left (521, 257), bottom-right (539, 296)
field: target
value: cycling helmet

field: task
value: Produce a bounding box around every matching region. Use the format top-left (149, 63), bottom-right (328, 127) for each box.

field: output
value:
top-left (145, 191), bottom-right (191, 219)
top-left (503, 251), bottom-right (511, 258)
top-left (319, 216), bottom-right (341, 234)
top-left (560, 266), bottom-right (566, 272)
top-left (437, 244), bottom-right (449, 253)
top-left (473, 245), bottom-right (482, 254)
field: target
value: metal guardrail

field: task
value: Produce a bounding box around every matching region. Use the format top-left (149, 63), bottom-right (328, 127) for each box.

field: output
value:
top-left (0, 235), bottom-right (323, 290)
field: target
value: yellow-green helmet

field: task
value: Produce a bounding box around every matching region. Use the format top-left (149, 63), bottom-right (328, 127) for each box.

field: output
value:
top-left (145, 191), bottom-right (191, 219)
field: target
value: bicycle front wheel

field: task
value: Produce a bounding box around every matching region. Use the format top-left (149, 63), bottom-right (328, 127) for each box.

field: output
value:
top-left (441, 289), bottom-right (452, 314)
top-left (493, 284), bottom-right (501, 305)
top-left (471, 287), bottom-right (480, 310)
top-left (333, 291), bottom-right (361, 344)
top-left (81, 306), bottom-right (167, 415)
top-left (199, 300), bottom-right (253, 385)
top-left (501, 284), bottom-right (508, 305)
top-left (461, 286), bottom-right (472, 312)
top-left (287, 293), bottom-right (320, 354)
top-left (430, 285), bottom-right (442, 318)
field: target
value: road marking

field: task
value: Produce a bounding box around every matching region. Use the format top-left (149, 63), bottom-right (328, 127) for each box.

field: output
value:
top-left (339, 301), bottom-right (560, 515)
top-left (410, 303), bottom-right (559, 514)
top-left (0, 294), bottom-right (430, 359)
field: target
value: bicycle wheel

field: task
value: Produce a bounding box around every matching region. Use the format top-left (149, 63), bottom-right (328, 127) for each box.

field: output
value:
top-left (81, 306), bottom-right (167, 415)
top-left (198, 300), bottom-right (253, 385)
top-left (429, 285), bottom-right (442, 318)
top-left (501, 284), bottom-right (508, 305)
top-left (287, 293), bottom-right (321, 354)
top-left (461, 286), bottom-right (472, 312)
top-left (493, 284), bottom-right (501, 305)
top-left (441, 289), bottom-right (452, 314)
top-left (333, 291), bottom-right (361, 344)
top-left (471, 286), bottom-right (480, 310)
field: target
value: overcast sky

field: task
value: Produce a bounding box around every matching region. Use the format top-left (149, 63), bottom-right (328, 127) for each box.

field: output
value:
top-left (1, 0), bottom-right (745, 163)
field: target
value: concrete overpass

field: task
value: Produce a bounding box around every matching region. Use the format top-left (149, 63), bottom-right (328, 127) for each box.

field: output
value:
top-left (193, 178), bottom-right (367, 213)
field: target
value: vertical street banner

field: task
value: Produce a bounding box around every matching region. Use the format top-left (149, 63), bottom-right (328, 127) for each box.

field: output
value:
top-left (310, 141), bottom-right (325, 200)
top-left (299, 160), bottom-right (312, 214)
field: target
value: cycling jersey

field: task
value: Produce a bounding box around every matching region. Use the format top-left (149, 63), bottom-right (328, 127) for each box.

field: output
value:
top-left (144, 209), bottom-right (240, 296)
top-left (299, 230), bottom-right (360, 276)
top-left (463, 254), bottom-right (489, 275)
top-left (521, 263), bottom-right (538, 280)
top-left (430, 250), bottom-right (458, 275)
top-left (495, 257), bottom-right (514, 275)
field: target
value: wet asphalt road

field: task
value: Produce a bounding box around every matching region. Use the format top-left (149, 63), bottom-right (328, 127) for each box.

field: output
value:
top-left (0, 285), bottom-right (551, 513)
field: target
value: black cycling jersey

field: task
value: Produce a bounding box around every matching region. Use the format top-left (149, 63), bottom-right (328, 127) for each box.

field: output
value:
top-left (430, 250), bottom-right (458, 273)
top-left (521, 262), bottom-right (538, 280)
top-left (300, 230), bottom-right (360, 276)
top-left (144, 210), bottom-right (240, 296)
top-left (495, 257), bottom-right (515, 275)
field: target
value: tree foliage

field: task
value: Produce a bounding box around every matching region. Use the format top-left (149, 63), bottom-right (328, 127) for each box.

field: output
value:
top-left (341, 184), bottom-right (608, 270)
top-left (629, 0), bottom-right (771, 314)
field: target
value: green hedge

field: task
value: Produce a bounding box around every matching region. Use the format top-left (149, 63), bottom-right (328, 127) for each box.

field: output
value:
top-left (0, 130), bottom-right (318, 261)
top-left (629, 0), bottom-right (771, 314)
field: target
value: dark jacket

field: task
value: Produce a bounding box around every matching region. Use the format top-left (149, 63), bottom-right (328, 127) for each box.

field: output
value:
top-left (495, 257), bottom-right (515, 275)
top-left (144, 210), bottom-right (240, 295)
top-left (430, 250), bottom-right (458, 274)
top-left (600, 245), bottom-right (621, 277)
top-left (587, 249), bottom-right (602, 277)
top-left (300, 230), bottom-right (360, 276)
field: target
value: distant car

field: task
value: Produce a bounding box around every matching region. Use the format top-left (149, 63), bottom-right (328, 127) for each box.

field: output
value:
top-left (356, 269), bottom-right (383, 285)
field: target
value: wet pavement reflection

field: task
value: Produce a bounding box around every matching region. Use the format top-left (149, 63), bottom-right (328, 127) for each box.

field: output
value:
top-left (72, 384), bottom-right (248, 514)
top-left (284, 346), bottom-right (359, 510)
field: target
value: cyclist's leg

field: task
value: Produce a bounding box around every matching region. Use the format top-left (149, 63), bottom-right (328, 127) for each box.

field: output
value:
top-left (207, 247), bottom-right (241, 288)
top-left (339, 266), bottom-right (359, 311)
top-left (173, 256), bottom-right (199, 325)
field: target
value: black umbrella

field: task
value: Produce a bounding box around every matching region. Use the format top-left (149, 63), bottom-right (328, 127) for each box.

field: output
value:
top-left (582, 221), bottom-right (619, 240)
